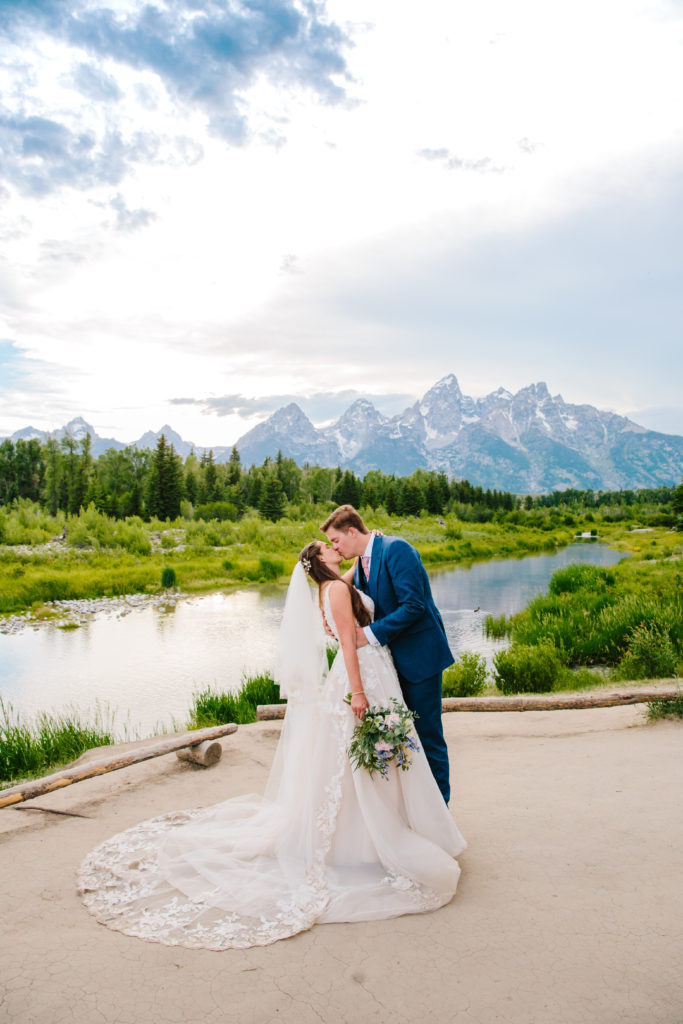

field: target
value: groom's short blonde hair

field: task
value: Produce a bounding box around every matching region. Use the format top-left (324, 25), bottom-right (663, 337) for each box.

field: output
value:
top-left (321, 504), bottom-right (368, 534)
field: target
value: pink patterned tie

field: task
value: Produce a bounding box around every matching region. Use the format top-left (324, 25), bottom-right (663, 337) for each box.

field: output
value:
top-left (361, 555), bottom-right (370, 579)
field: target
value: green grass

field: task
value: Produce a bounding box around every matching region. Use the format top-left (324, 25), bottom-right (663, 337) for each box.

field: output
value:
top-left (646, 693), bottom-right (683, 721)
top-left (507, 553), bottom-right (683, 673)
top-left (0, 507), bottom-right (585, 616)
top-left (484, 613), bottom-right (511, 639)
top-left (187, 673), bottom-right (287, 728)
top-left (0, 698), bottom-right (114, 786)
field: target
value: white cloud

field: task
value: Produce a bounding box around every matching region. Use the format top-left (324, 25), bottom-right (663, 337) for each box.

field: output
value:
top-left (1, 0), bottom-right (682, 447)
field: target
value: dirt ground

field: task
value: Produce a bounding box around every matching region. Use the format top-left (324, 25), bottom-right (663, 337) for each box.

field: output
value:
top-left (1, 706), bottom-right (681, 1024)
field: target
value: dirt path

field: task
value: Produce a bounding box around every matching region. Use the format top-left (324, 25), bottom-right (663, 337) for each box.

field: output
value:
top-left (1, 707), bottom-right (681, 1024)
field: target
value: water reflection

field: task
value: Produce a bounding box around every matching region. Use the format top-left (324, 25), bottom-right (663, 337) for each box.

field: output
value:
top-left (0, 543), bottom-right (625, 738)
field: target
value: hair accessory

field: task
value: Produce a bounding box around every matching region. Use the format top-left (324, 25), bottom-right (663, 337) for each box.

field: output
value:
top-left (301, 556), bottom-right (312, 574)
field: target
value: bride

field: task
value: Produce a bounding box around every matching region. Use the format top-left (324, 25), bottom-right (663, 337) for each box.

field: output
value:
top-left (78, 541), bottom-right (466, 949)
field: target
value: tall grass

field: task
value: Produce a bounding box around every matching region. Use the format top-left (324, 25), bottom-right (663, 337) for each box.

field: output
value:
top-left (484, 613), bottom-right (511, 639)
top-left (188, 673), bottom-right (287, 728)
top-left (509, 559), bottom-right (683, 672)
top-left (0, 698), bottom-right (114, 785)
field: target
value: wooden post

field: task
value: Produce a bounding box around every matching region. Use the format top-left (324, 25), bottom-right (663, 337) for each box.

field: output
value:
top-left (0, 723), bottom-right (238, 809)
top-left (256, 686), bottom-right (680, 721)
top-left (176, 739), bottom-right (223, 767)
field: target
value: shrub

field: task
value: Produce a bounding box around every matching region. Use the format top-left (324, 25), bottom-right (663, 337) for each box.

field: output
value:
top-left (442, 652), bottom-right (488, 697)
top-left (161, 567), bottom-right (177, 589)
top-left (548, 564), bottom-right (615, 596)
top-left (614, 621), bottom-right (678, 680)
top-left (493, 641), bottom-right (562, 694)
top-left (195, 502), bottom-right (239, 523)
top-left (646, 693), bottom-right (683, 721)
top-left (248, 557), bottom-right (284, 582)
top-left (444, 518), bottom-right (462, 541)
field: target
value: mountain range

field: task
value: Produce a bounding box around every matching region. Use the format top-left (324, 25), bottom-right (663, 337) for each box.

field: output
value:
top-left (5, 374), bottom-right (683, 493)
top-left (232, 375), bottom-right (683, 492)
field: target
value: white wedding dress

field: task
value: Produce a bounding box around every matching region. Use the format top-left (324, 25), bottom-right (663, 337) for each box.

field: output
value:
top-left (78, 589), bottom-right (466, 949)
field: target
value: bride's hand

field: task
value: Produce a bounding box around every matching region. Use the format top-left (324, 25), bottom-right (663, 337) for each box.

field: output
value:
top-left (350, 692), bottom-right (369, 720)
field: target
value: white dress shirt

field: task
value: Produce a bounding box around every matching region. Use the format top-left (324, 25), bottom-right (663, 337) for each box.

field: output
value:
top-left (361, 535), bottom-right (380, 646)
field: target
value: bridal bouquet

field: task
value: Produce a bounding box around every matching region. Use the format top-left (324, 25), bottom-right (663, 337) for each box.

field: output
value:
top-left (347, 697), bottom-right (420, 779)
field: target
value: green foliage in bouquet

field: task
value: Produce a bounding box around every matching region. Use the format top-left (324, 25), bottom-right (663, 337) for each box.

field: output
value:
top-left (347, 698), bottom-right (420, 779)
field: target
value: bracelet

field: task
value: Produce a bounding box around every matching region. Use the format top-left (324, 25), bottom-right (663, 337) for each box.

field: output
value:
top-left (351, 690), bottom-right (365, 696)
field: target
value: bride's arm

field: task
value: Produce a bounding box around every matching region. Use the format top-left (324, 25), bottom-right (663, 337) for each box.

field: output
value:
top-left (328, 581), bottom-right (369, 720)
top-left (340, 560), bottom-right (357, 585)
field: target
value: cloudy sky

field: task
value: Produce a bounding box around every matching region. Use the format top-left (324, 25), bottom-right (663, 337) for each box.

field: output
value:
top-left (1, 0), bottom-right (682, 447)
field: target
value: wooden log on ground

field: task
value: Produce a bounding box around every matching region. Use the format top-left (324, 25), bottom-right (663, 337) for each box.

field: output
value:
top-left (176, 739), bottom-right (223, 767)
top-left (441, 687), bottom-right (680, 713)
top-left (256, 687), bottom-right (680, 721)
top-left (0, 723), bottom-right (238, 809)
top-left (258, 704), bottom-right (289, 721)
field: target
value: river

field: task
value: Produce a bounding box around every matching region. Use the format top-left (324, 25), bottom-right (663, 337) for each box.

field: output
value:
top-left (0, 541), bottom-right (625, 737)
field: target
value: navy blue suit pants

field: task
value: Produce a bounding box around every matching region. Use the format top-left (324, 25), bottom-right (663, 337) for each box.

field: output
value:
top-left (397, 669), bottom-right (450, 805)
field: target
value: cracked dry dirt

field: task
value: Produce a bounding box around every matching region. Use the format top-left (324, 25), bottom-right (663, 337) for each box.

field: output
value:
top-left (1, 708), bottom-right (681, 1024)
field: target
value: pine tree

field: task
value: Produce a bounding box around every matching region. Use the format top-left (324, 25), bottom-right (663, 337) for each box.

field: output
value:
top-left (402, 481), bottom-right (424, 516)
top-left (227, 445), bottom-right (242, 485)
top-left (425, 477), bottom-right (444, 515)
top-left (43, 437), bottom-right (61, 515)
top-left (258, 475), bottom-right (286, 521)
top-left (147, 435), bottom-right (183, 520)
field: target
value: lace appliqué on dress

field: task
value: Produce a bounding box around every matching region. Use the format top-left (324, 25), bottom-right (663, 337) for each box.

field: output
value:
top-left (78, 586), bottom-right (465, 949)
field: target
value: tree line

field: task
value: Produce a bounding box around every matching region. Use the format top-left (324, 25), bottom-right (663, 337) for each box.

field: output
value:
top-left (0, 433), bottom-right (680, 525)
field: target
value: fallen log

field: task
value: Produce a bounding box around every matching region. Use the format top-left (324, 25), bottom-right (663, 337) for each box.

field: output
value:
top-left (176, 739), bottom-right (223, 767)
top-left (440, 687), bottom-right (681, 713)
top-left (256, 686), bottom-right (680, 721)
top-left (0, 723), bottom-right (238, 809)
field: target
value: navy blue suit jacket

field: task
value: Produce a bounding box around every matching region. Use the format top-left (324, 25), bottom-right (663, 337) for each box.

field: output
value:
top-left (354, 534), bottom-right (453, 683)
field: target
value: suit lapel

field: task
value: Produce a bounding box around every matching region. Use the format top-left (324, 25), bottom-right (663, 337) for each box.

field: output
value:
top-left (368, 535), bottom-right (383, 599)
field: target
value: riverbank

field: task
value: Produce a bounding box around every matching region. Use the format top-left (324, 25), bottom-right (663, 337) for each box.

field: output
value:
top-left (0, 512), bottom-right (579, 616)
top-left (1, 515), bottom-right (674, 628)
top-left (1, 706), bottom-right (681, 1024)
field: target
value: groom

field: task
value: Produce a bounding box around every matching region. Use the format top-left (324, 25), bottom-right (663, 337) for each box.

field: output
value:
top-left (322, 504), bottom-right (453, 804)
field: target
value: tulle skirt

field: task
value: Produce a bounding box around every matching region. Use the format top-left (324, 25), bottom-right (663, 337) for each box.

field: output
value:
top-left (78, 644), bottom-right (466, 949)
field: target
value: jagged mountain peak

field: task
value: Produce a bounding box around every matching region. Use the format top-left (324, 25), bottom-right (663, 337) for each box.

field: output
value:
top-left (63, 416), bottom-right (96, 439)
top-left (335, 398), bottom-right (386, 423)
top-left (272, 402), bottom-right (312, 422)
top-left (331, 398), bottom-right (387, 460)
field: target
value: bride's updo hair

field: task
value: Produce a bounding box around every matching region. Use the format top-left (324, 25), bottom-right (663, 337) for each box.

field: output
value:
top-left (299, 542), bottom-right (371, 628)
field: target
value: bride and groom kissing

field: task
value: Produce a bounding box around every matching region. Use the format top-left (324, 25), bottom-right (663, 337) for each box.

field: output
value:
top-left (79, 504), bottom-right (465, 949)
top-left (320, 503), bottom-right (453, 805)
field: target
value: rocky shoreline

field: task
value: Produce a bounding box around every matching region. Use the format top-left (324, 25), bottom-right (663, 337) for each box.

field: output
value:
top-left (0, 591), bottom-right (188, 636)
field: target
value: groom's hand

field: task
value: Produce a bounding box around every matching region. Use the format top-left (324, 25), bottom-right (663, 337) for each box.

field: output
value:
top-left (355, 626), bottom-right (369, 648)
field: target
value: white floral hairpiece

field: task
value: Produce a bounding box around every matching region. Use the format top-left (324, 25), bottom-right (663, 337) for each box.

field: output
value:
top-left (301, 556), bottom-right (312, 573)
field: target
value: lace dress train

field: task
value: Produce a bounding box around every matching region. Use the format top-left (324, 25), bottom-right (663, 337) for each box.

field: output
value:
top-left (78, 592), bottom-right (466, 949)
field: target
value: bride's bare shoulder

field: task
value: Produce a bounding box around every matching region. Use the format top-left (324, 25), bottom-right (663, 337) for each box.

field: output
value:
top-left (325, 579), bottom-right (351, 605)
